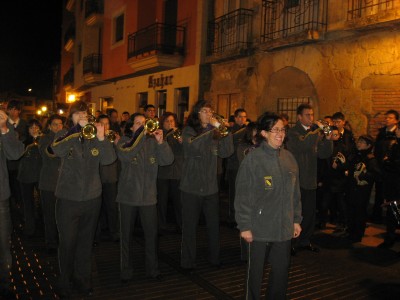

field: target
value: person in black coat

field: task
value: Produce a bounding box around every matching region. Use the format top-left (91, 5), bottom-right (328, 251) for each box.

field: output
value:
top-left (38, 114), bottom-right (63, 254)
top-left (51, 101), bottom-right (116, 298)
top-left (18, 119), bottom-right (42, 237)
top-left (0, 109), bottom-right (24, 298)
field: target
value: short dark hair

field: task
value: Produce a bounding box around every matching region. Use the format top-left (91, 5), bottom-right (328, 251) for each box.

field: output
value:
top-left (97, 114), bottom-right (109, 122)
top-left (385, 109), bottom-right (399, 121)
top-left (144, 104), bottom-right (156, 111)
top-left (107, 108), bottom-right (118, 116)
top-left (28, 119), bottom-right (42, 130)
top-left (234, 108), bottom-right (246, 117)
top-left (7, 100), bottom-right (23, 111)
top-left (47, 114), bottom-right (63, 126)
top-left (296, 103), bottom-right (313, 115)
top-left (332, 112), bottom-right (345, 120)
top-left (280, 113), bottom-right (289, 121)
top-left (358, 134), bottom-right (375, 146)
top-left (122, 111), bottom-right (130, 115)
top-left (160, 112), bottom-right (178, 129)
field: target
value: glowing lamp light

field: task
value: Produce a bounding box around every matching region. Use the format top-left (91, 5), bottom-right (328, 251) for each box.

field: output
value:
top-left (67, 94), bottom-right (76, 103)
top-left (58, 109), bottom-right (64, 115)
top-left (41, 106), bottom-right (47, 112)
top-left (36, 110), bottom-right (42, 115)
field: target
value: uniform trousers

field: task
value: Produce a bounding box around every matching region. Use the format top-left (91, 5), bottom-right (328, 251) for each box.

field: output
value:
top-left (227, 168), bottom-right (239, 224)
top-left (119, 203), bottom-right (160, 279)
top-left (56, 197), bottom-right (101, 291)
top-left (20, 182), bottom-right (39, 236)
top-left (0, 199), bottom-right (12, 290)
top-left (40, 190), bottom-right (58, 249)
top-left (181, 191), bottom-right (220, 269)
top-left (157, 178), bottom-right (182, 230)
top-left (100, 182), bottom-right (119, 239)
top-left (295, 188), bottom-right (316, 247)
top-left (246, 240), bottom-right (291, 300)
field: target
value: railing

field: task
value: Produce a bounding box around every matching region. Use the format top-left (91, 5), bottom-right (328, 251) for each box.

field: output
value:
top-left (127, 23), bottom-right (185, 59)
top-left (261, 0), bottom-right (327, 42)
top-left (83, 54), bottom-right (102, 75)
top-left (63, 67), bottom-right (74, 86)
top-left (85, 0), bottom-right (104, 19)
top-left (348, 0), bottom-right (394, 20)
top-left (207, 8), bottom-right (253, 56)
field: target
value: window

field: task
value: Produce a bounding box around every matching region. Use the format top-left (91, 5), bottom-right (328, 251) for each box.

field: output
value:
top-left (277, 97), bottom-right (312, 127)
top-left (217, 93), bottom-right (242, 120)
top-left (114, 14), bottom-right (124, 43)
top-left (156, 90), bottom-right (167, 118)
top-left (137, 92), bottom-right (148, 112)
top-left (175, 87), bottom-right (189, 125)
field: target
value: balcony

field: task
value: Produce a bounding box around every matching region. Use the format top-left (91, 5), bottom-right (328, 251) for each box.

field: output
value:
top-left (206, 8), bottom-right (253, 63)
top-left (85, 0), bottom-right (104, 26)
top-left (260, 0), bottom-right (328, 51)
top-left (63, 67), bottom-right (74, 91)
top-left (347, 0), bottom-right (400, 30)
top-left (127, 23), bottom-right (185, 73)
top-left (66, 0), bottom-right (75, 12)
top-left (64, 25), bottom-right (75, 52)
top-left (83, 53), bottom-right (102, 83)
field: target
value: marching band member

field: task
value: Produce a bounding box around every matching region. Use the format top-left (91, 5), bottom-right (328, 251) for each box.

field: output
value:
top-left (52, 101), bottom-right (116, 298)
top-left (157, 112), bottom-right (183, 233)
top-left (235, 112), bottom-right (302, 299)
top-left (38, 114), bottom-right (63, 254)
top-left (179, 100), bottom-right (233, 270)
top-left (18, 119), bottom-right (42, 237)
top-left (0, 109), bottom-right (24, 298)
top-left (116, 113), bottom-right (173, 283)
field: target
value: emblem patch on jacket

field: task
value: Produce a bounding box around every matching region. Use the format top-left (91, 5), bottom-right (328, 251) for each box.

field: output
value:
top-left (264, 176), bottom-right (273, 190)
top-left (149, 157), bottom-right (156, 164)
top-left (91, 148), bottom-right (99, 156)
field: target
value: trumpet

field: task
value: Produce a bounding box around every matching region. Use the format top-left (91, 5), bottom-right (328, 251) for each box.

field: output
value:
top-left (172, 128), bottom-right (182, 140)
top-left (354, 162), bottom-right (368, 186)
top-left (333, 151), bottom-right (346, 164)
top-left (81, 115), bottom-right (97, 140)
top-left (212, 113), bottom-right (229, 137)
top-left (299, 119), bottom-right (332, 141)
top-left (144, 118), bottom-right (159, 133)
top-left (105, 130), bottom-right (117, 143)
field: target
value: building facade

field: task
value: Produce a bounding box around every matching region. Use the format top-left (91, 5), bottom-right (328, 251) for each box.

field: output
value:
top-left (59, 0), bottom-right (400, 136)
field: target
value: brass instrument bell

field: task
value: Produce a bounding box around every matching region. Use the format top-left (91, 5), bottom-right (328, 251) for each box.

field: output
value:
top-left (144, 118), bottom-right (159, 133)
top-left (172, 128), bottom-right (182, 140)
top-left (212, 113), bottom-right (229, 137)
top-left (105, 130), bottom-right (116, 143)
top-left (81, 115), bottom-right (97, 140)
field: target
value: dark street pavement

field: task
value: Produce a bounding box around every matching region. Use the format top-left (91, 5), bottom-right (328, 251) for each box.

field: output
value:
top-left (5, 195), bottom-right (400, 300)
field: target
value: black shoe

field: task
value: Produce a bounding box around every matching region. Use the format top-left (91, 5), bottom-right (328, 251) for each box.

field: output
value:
top-left (291, 247), bottom-right (296, 256)
top-left (299, 244), bottom-right (320, 253)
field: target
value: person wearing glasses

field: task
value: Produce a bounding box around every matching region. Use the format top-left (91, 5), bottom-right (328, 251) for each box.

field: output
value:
top-left (286, 103), bottom-right (333, 255)
top-left (235, 112), bottom-right (302, 299)
top-left (179, 100), bottom-right (233, 270)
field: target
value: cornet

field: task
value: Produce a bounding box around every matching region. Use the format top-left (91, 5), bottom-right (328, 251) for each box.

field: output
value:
top-left (299, 119), bottom-right (332, 141)
top-left (81, 115), bottom-right (97, 140)
top-left (105, 130), bottom-right (117, 143)
top-left (144, 118), bottom-right (159, 133)
top-left (212, 113), bottom-right (229, 137)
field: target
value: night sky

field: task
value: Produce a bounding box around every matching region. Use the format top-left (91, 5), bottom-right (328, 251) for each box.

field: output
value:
top-left (0, 0), bottom-right (62, 99)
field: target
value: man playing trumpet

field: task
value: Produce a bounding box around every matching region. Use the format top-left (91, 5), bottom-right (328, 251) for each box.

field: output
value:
top-left (286, 103), bottom-right (333, 255)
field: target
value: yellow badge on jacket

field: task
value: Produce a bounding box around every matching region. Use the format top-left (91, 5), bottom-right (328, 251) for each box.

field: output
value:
top-left (264, 176), bottom-right (273, 190)
top-left (91, 148), bottom-right (99, 156)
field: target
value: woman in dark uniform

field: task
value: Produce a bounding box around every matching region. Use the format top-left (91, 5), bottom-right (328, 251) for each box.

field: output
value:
top-left (157, 112), bottom-right (183, 233)
top-left (51, 101), bottom-right (116, 298)
top-left (18, 119), bottom-right (42, 237)
top-left (179, 100), bottom-right (233, 270)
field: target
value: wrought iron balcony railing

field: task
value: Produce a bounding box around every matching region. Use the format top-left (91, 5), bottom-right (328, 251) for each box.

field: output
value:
top-left (127, 23), bottom-right (185, 59)
top-left (261, 0), bottom-right (327, 42)
top-left (207, 8), bottom-right (253, 56)
top-left (63, 67), bottom-right (74, 87)
top-left (348, 0), bottom-right (394, 20)
top-left (85, 0), bottom-right (104, 19)
top-left (83, 53), bottom-right (102, 75)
